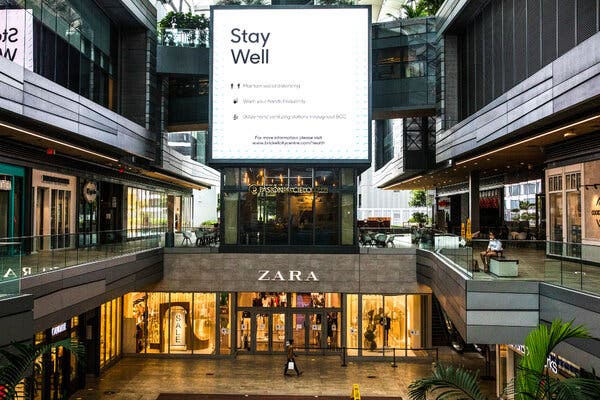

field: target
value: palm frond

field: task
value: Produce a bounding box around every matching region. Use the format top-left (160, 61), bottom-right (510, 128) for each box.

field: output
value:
top-left (549, 377), bottom-right (600, 400)
top-left (0, 339), bottom-right (85, 400)
top-left (516, 319), bottom-right (590, 399)
top-left (408, 363), bottom-right (488, 400)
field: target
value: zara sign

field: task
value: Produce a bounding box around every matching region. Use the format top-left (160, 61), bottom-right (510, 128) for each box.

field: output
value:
top-left (258, 270), bottom-right (318, 281)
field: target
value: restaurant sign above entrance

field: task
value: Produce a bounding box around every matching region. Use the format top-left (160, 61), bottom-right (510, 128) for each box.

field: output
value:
top-left (258, 270), bottom-right (319, 281)
top-left (248, 184), bottom-right (328, 195)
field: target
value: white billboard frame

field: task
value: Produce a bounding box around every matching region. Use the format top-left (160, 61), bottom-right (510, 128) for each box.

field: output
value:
top-left (208, 6), bottom-right (372, 166)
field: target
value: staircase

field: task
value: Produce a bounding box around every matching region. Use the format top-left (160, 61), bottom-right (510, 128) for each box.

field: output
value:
top-left (431, 295), bottom-right (450, 347)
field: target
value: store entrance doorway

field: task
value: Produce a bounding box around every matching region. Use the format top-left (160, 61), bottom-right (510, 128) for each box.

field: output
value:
top-left (236, 309), bottom-right (340, 354)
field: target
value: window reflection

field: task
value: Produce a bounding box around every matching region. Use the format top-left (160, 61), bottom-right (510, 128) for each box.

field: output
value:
top-left (223, 167), bottom-right (355, 246)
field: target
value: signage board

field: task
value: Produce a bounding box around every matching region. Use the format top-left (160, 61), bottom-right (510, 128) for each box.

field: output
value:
top-left (0, 9), bottom-right (33, 70)
top-left (51, 322), bottom-right (67, 337)
top-left (210, 6), bottom-right (371, 164)
top-left (0, 179), bottom-right (11, 191)
top-left (509, 344), bottom-right (580, 376)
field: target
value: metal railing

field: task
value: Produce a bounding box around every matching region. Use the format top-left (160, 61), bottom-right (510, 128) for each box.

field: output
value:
top-left (158, 28), bottom-right (209, 48)
top-left (234, 345), bottom-right (439, 365)
top-left (169, 225), bottom-right (220, 248)
top-left (0, 229), bottom-right (165, 295)
top-left (363, 231), bottom-right (600, 298)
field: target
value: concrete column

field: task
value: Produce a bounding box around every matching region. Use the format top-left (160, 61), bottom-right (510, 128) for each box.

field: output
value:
top-left (469, 171), bottom-right (480, 233)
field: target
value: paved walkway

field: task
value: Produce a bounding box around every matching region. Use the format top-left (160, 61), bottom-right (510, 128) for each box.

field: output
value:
top-left (72, 348), bottom-right (496, 400)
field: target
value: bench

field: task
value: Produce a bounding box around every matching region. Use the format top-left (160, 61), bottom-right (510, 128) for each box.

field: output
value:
top-left (489, 257), bottom-right (519, 277)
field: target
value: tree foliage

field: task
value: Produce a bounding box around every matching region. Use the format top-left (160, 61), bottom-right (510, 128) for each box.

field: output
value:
top-left (409, 212), bottom-right (428, 224)
top-left (408, 363), bottom-right (487, 400)
top-left (0, 339), bottom-right (85, 400)
top-left (402, 0), bottom-right (443, 18)
top-left (408, 320), bottom-right (600, 400)
top-left (158, 11), bottom-right (209, 30)
top-left (402, 1), bottom-right (427, 18)
top-left (512, 319), bottom-right (596, 400)
top-left (409, 190), bottom-right (427, 207)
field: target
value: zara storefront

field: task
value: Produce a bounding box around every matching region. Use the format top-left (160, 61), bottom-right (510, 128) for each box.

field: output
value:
top-left (125, 247), bottom-right (432, 358)
top-left (121, 290), bottom-right (430, 358)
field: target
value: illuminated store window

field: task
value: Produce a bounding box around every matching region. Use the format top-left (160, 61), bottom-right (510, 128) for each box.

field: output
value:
top-left (219, 293), bottom-right (232, 354)
top-left (347, 294), bottom-right (359, 355)
top-left (145, 292), bottom-right (170, 353)
top-left (170, 292), bottom-right (193, 354)
top-left (192, 293), bottom-right (216, 354)
top-left (239, 292), bottom-right (288, 307)
top-left (126, 187), bottom-right (168, 238)
top-left (546, 167), bottom-right (582, 257)
top-left (347, 294), bottom-right (429, 357)
top-left (124, 292), bottom-right (217, 355)
top-left (99, 297), bottom-right (122, 369)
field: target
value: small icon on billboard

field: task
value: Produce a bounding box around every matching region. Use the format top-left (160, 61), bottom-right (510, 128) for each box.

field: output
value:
top-left (233, 114), bottom-right (238, 120)
top-left (237, 83), bottom-right (241, 89)
top-left (230, 83), bottom-right (234, 89)
top-left (233, 98), bottom-right (238, 104)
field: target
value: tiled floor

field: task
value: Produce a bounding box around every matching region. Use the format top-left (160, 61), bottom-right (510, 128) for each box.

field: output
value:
top-left (71, 348), bottom-right (496, 400)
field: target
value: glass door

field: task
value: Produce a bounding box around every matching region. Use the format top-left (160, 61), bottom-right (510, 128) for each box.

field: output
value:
top-left (308, 312), bottom-right (324, 352)
top-left (255, 314), bottom-right (269, 352)
top-left (37, 187), bottom-right (47, 251)
top-left (237, 311), bottom-right (251, 351)
top-left (272, 313), bottom-right (286, 352)
top-left (565, 172), bottom-right (581, 257)
top-left (50, 190), bottom-right (71, 249)
top-left (292, 311), bottom-right (326, 352)
top-left (292, 313), bottom-right (308, 351)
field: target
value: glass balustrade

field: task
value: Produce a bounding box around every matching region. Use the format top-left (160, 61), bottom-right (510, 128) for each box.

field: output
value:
top-left (0, 229), bottom-right (164, 295)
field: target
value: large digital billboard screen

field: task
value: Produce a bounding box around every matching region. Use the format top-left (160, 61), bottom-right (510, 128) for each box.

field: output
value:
top-left (0, 10), bottom-right (33, 70)
top-left (209, 6), bottom-right (370, 164)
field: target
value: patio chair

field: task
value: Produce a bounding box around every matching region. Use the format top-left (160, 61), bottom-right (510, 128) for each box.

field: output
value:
top-left (182, 231), bottom-right (193, 246)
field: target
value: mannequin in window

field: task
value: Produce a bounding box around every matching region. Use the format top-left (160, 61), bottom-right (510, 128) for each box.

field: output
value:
top-left (379, 313), bottom-right (391, 347)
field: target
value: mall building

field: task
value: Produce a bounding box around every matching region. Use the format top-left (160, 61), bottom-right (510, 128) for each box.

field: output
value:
top-left (0, 1), bottom-right (600, 399)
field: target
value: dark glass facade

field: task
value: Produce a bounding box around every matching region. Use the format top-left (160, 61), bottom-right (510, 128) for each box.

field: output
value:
top-left (457, 0), bottom-right (600, 120)
top-left (221, 167), bottom-right (356, 249)
top-left (168, 76), bottom-right (209, 127)
top-left (372, 17), bottom-right (437, 111)
top-left (2, 0), bottom-right (117, 110)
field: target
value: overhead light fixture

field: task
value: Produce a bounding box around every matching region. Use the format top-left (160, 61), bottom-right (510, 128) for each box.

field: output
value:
top-left (563, 130), bottom-right (576, 138)
top-left (383, 174), bottom-right (424, 190)
top-left (456, 114), bottom-right (600, 166)
top-left (0, 121), bottom-right (119, 163)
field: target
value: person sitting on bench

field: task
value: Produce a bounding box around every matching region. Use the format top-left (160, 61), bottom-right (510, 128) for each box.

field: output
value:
top-left (480, 231), bottom-right (503, 272)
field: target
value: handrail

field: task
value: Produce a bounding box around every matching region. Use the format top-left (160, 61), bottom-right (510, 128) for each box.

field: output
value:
top-left (0, 229), bottom-right (166, 295)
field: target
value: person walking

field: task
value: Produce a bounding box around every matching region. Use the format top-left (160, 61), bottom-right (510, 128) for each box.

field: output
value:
top-left (283, 339), bottom-right (302, 376)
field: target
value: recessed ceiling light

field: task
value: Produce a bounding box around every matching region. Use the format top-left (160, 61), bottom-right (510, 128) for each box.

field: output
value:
top-left (563, 131), bottom-right (576, 138)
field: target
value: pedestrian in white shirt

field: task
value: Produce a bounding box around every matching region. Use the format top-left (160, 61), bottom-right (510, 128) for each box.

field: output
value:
top-left (480, 231), bottom-right (503, 272)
